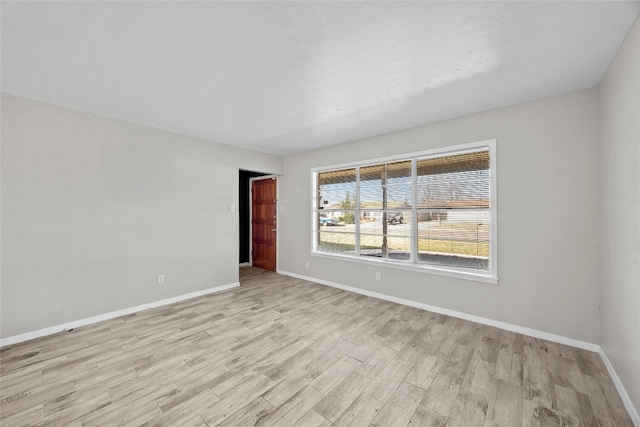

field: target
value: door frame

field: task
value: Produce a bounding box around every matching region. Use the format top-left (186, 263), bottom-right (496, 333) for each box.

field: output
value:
top-left (248, 175), bottom-right (279, 271)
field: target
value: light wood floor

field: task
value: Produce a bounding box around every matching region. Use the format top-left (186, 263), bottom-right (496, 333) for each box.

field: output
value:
top-left (0, 267), bottom-right (633, 426)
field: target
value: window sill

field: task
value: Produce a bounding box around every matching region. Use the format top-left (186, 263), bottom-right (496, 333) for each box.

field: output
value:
top-left (310, 251), bottom-right (499, 285)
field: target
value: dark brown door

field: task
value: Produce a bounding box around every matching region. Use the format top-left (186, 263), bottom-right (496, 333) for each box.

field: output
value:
top-left (251, 177), bottom-right (277, 271)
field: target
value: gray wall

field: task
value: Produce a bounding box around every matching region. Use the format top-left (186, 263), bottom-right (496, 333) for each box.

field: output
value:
top-left (280, 88), bottom-right (601, 344)
top-left (599, 18), bottom-right (640, 413)
top-left (1, 94), bottom-right (282, 338)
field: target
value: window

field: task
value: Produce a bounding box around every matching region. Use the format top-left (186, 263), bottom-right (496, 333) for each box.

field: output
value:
top-left (312, 140), bottom-right (497, 283)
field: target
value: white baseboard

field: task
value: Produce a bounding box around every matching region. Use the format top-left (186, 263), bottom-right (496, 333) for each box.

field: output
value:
top-left (0, 282), bottom-right (240, 348)
top-left (278, 269), bottom-right (639, 425)
top-left (239, 262), bottom-right (250, 267)
top-left (598, 348), bottom-right (640, 426)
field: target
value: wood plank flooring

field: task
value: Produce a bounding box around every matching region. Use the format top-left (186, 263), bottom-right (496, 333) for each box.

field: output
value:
top-left (0, 267), bottom-right (633, 426)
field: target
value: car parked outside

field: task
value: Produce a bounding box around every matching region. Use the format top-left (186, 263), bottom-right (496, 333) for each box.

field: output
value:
top-left (319, 216), bottom-right (339, 226)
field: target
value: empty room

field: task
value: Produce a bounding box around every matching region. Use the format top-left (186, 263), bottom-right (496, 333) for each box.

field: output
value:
top-left (1, 1), bottom-right (639, 426)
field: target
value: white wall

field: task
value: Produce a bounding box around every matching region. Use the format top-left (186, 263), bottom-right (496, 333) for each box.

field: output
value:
top-left (280, 88), bottom-right (601, 344)
top-left (0, 94), bottom-right (282, 338)
top-left (599, 17), bottom-right (640, 414)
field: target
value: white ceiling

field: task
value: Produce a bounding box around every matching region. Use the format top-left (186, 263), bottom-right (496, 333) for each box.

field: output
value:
top-left (2, 1), bottom-right (638, 156)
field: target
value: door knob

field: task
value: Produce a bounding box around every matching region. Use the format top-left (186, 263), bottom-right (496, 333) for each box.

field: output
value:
top-left (272, 228), bottom-right (277, 232)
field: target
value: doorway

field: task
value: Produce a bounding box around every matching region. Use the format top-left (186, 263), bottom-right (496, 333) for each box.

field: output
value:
top-left (239, 170), bottom-right (268, 265)
top-left (250, 176), bottom-right (278, 271)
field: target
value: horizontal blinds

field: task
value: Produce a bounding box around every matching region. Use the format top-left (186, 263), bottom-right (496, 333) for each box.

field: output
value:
top-left (318, 168), bottom-right (356, 186)
top-left (417, 149), bottom-right (490, 209)
top-left (318, 150), bottom-right (488, 184)
top-left (417, 150), bottom-right (489, 176)
top-left (318, 168), bottom-right (356, 210)
top-left (360, 160), bottom-right (412, 182)
top-left (360, 161), bottom-right (412, 209)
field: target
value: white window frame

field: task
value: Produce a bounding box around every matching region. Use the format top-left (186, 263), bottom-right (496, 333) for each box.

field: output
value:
top-left (310, 139), bottom-right (498, 284)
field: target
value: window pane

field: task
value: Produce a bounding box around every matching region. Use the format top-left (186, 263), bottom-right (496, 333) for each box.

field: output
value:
top-left (360, 164), bottom-right (385, 185)
top-left (318, 189), bottom-right (357, 210)
top-left (359, 234), bottom-right (384, 258)
top-left (360, 164), bottom-right (383, 208)
top-left (360, 161), bottom-right (412, 208)
top-left (417, 175), bottom-right (489, 209)
top-left (359, 234), bottom-right (412, 261)
top-left (317, 232), bottom-right (356, 254)
top-left (417, 150), bottom-right (489, 175)
top-left (318, 168), bottom-right (356, 211)
top-left (359, 211), bottom-right (412, 237)
top-left (384, 210), bottom-right (411, 234)
top-left (417, 209), bottom-right (490, 271)
top-left (359, 214), bottom-right (385, 235)
top-left (388, 236), bottom-right (412, 261)
top-left (417, 150), bottom-right (490, 209)
top-left (318, 168), bottom-right (356, 187)
top-left (386, 184), bottom-right (412, 208)
top-left (318, 211), bottom-right (357, 229)
top-left (386, 161), bottom-right (412, 183)
top-left (360, 210), bottom-right (384, 225)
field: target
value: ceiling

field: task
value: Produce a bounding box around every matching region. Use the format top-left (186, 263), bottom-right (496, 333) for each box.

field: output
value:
top-left (2, 1), bottom-right (638, 156)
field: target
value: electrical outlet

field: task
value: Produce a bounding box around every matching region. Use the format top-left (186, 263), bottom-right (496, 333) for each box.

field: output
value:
top-left (157, 274), bottom-right (164, 284)
top-left (305, 261), bottom-right (310, 269)
top-left (375, 272), bottom-right (381, 280)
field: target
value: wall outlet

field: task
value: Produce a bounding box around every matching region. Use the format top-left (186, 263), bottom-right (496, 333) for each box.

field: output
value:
top-left (305, 261), bottom-right (310, 269)
top-left (157, 274), bottom-right (164, 284)
top-left (375, 272), bottom-right (381, 280)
